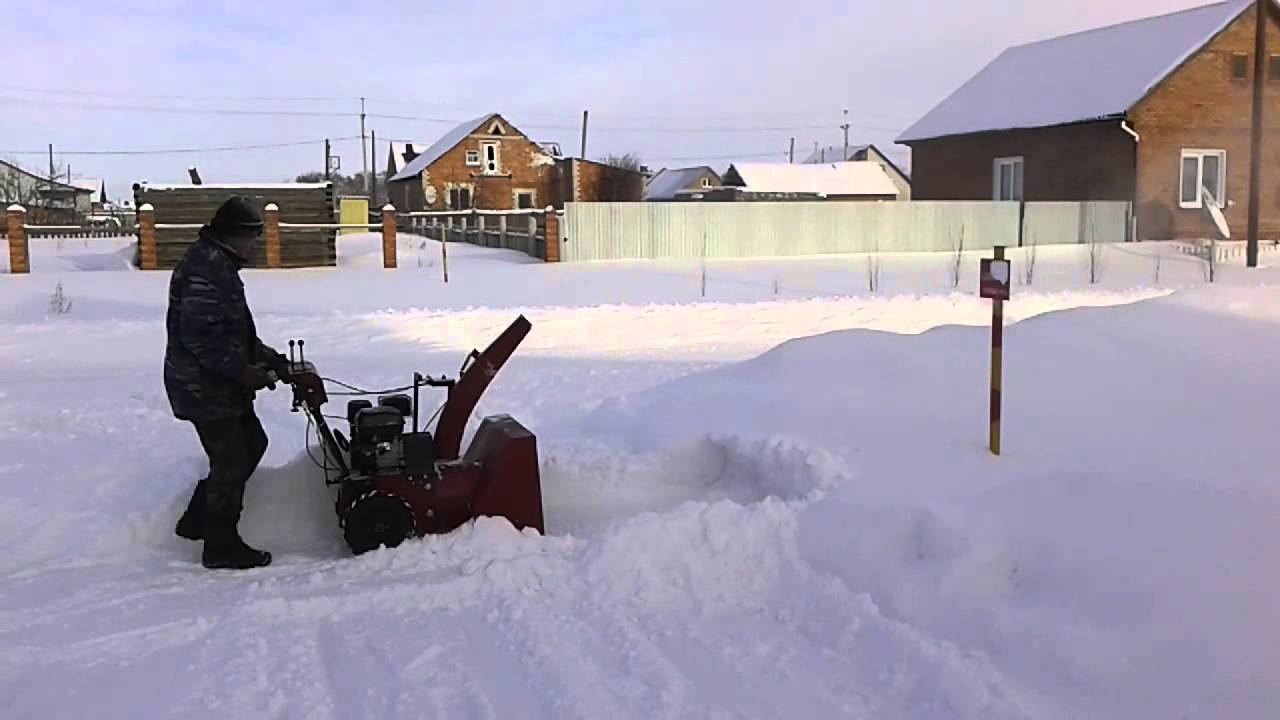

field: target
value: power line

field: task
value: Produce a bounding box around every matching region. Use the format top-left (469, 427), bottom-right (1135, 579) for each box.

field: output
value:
top-left (0, 136), bottom-right (362, 156)
top-left (648, 150), bottom-right (788, 162)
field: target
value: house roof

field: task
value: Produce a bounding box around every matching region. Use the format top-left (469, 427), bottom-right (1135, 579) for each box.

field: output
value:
top-left (897, 0), bottom-right (1257, 143)
top-left (645, 166), bottom-right (718, 200)
top-left (801, 144), bottom-right (870, 164)
top-left (71, 178), bottom-right (105, 202)
top-left (725, 162), bottom-right (899, 197)
top-left (388, 142), bottom-right (429, 174)
top-left (388, 114), bottom-right (499, 182)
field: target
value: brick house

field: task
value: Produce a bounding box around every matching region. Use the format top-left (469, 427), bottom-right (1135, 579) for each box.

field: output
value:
top-left (898, 0), bottom-right (1280, 241)
top-left (385, 113), bottom-right (642, 212)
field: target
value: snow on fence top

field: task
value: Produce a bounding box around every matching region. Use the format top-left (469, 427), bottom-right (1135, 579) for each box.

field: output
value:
top-left (897, 0), bottom-right (1257, 143)
top-left (135, 182), bottom-right (333, 190)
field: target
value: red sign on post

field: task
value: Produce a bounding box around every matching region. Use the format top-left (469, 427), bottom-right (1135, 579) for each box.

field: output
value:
top-left (980, 258), bottom-right (1012, 301)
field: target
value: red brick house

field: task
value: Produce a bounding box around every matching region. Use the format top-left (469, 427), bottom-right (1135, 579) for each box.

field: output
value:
top-left (386, 113), bottom-right (642, 212)
top-left (898, 0), bottom-right (1280, 241)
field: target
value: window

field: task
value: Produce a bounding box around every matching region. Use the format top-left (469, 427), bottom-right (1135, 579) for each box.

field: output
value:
top-left (515, 191), bottom-right (535, 209)
top-left (480, 141), bottom-right (501, 175)
top-left (1179, 149), bottom-right (1226, 208)
top-left (1232, 53), bottom-right (1249, 81)
top-left (1271, 55), bottom-right (1280, 81)
top-left (465, 150), bottom-right (481, 166)
top-left (993, 157), bottom-right (1024, 201)
top-left (701, 177), bottom-right (711, 188)
top-left (448, 186), bottom-right (472, 210)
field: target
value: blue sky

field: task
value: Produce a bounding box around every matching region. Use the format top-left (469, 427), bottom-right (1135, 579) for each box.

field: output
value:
top-left (6, 0), bottom-right (1208, 200)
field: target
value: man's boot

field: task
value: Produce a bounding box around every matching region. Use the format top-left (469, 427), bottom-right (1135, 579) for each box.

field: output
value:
top-left (201, 519), bottom-right (272, 570)
top-left (175, 480), bottom-right (206, 541)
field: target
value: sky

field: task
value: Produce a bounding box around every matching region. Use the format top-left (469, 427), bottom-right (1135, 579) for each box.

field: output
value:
top-left (5, 0), bottom-right (1212, 201)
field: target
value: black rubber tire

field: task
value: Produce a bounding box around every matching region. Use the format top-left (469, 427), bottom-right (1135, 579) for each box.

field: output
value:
top-left (343, 492), bottom-right (415, 555)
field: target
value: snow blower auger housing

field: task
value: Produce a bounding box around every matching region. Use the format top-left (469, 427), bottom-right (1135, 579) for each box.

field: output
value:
top-left (281, 316), bottom-right (544, 554)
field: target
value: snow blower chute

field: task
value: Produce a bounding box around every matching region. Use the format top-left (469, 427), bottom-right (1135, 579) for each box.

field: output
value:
top-left (280, 315), bottom-right (543, 554)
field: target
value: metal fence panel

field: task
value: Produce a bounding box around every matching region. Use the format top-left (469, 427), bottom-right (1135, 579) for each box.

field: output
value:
top-left (562, 202), bottom-right (1035, 261)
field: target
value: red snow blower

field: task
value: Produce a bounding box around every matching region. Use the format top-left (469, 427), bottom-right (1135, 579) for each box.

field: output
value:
top-left (279, 316), bottom-right (544, 554)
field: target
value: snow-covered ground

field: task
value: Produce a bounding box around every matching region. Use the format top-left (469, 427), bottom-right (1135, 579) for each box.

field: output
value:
top-left (1, 234), bottom-right (1277, 718)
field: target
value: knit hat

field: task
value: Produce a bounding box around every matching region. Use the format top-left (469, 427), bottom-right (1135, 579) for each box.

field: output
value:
top-left (210, 195), bottom-right (265, 235)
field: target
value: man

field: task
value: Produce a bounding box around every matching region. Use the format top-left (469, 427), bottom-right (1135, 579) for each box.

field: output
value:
top-left (165, 196), bottom-right (291, 570)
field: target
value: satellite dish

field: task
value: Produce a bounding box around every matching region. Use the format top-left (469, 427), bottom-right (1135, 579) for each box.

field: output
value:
top-left (1202, 186), bottom-right (1231, 240)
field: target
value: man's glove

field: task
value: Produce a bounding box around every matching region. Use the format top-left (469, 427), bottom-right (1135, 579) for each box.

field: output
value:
top-left (260, 347), bottom-right (293, 384)
top-left (239, 365), bottom-right (273, 391)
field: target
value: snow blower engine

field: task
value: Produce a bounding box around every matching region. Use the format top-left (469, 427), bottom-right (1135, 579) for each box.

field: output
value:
top-left (279, 315), bottom-right (544, 554)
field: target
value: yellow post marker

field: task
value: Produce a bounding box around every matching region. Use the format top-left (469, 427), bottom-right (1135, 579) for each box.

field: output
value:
top-left (980, 245), bottom-right (1011, 456)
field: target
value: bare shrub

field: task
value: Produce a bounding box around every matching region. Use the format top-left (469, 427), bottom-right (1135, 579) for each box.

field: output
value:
top-left (948, 226), bottom-right (965, 288)
top-left (49, 282), bottom-right (72, 315)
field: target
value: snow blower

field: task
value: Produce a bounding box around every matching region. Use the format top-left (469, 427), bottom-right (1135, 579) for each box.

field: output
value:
top-left (279, 315), bottom-right (544, 554)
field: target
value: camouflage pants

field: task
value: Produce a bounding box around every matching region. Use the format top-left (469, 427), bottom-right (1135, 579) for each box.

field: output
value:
top-left (192, 412), bottom-right (268, 527)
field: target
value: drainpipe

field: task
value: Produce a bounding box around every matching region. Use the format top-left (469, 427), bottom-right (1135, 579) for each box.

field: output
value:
top-left (1122, 120), bottom-right (1140, 242)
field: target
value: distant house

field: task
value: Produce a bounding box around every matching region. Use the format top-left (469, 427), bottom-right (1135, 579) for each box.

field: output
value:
top-left (801, 144), bottom-right (911, 200)
top-left (386, 142), bottom-right (429, 183)
top-left (385, 113), bottom-right (642, 212)
top-left (707, 162), bottom-right (900, 202)
top-left (70, 178), bottom-right (108, 210)
top-left (898, 0), bottom-right (1280, 241)
top-left (644, 166), bottom-right (722, 201)
top-left (0, 160), bottom-right (93, 222)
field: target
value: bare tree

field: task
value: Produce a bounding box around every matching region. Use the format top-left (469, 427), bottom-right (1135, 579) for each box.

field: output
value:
top-left (948, 225), bottom-right (965, 289)
top-left (1084, 210), bottom-right (1104, 284)
top-left (48, 282), bottom-right (72, 315)
top-left (1022, 231), bottom-right (1038, 286)
top-left (1152, 246), bottom-right (1163, 285)
top-left (866, 240), bottom-right (881, 293)
top-left (599, 153), bottom-right (643, 172)
top-left (1201, 238), bottom-right (1219, 283)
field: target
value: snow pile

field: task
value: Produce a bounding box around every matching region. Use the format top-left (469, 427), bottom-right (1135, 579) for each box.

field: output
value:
top-left (2, 237), bottom-right (1278, 717)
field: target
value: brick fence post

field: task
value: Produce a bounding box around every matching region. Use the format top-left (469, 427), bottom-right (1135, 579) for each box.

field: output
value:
top-left (382, 204), bottom-right (397, 269)
top-left (263, 203), bottom-right (282, 269)
top-left (543, 207), bottom-right (561, 262)
top-left (138, 203), bottom-right (157, 270)
top-left (6, 204), bottom-right (29, 274)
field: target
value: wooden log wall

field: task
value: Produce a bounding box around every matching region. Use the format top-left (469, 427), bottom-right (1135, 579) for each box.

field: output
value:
top-left (132, 184), bottom-right (337, 269)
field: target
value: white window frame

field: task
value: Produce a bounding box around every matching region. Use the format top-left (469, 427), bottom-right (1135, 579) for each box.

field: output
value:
top-left (700, 177), bottom-right (711, 188)
top-left (480, 141), bottom-right (502, 175)
top-left (513, 189), bottom-right (536, 209)
top-left (993, 156), bottom-right (1024, 201)
top-left (464, 150), bottom-right (481, 167)
top-left (1179, 149), bottom-right (1226, 209)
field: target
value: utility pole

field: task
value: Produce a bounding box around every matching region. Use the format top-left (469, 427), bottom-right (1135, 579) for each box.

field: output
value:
top-left (48, 144), bottom-right (54, 181)
top-left (1247, 0), bottom-right (1267, 268)
top-left (360, 97), bottom-right (369, 196)
top-left (324, 139), bottom-right (331, 180)
top-left (789, 137), bottom-right (795, 164)
top-left (841, 109), bottom-right (850, 162)
top-left (370, 130), bottom-right (377, 205)
top-left (580, 110), bottom-right (589, 159)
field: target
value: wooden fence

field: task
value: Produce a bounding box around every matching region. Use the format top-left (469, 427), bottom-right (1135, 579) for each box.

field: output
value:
top-left (401, 210), bottom-right (555, 261)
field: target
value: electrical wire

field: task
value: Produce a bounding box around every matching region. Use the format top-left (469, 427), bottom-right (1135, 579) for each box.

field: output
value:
top-left (0, 136), bottom-right (362, 157)
top-left (319, 377), bottom-right (420, 396)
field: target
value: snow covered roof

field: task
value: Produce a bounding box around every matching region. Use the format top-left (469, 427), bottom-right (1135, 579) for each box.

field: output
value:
top-left (388, 142), bottom-right (429, 174)
top-left (71, 178), bottom-right (105, 202)
top-left (801, 145), bottom-right (870, 164)
top-left (645, 166), bottom-right (718, 200)
top-left (388, 114), bottom-right (499, 182)
top-left (898, 0), bottom-right (1257, 143)
top-left (724, 162), bottom-right (899, 197)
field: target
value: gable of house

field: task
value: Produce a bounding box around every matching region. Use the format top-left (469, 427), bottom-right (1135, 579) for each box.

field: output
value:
top-left (645, 166), bottom-right (720, 200)
top-left (898, 0), bottom-right (1261, 144)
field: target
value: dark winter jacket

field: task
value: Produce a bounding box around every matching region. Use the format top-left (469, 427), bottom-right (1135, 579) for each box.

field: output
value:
top-left (164, 227), bottom-right (273, 421)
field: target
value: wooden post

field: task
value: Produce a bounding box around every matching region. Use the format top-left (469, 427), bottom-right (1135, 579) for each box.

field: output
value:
top-left (478, 213), bottom-right (487, 247)
top-left (544, 207), bottom-right (561, 262)
top-left (528, 214), bottom-right (537, 257)
top-left (499, 214), bottom-right (508, 250)
top-left (989, 245), bottom-right (1006, 456)
top-left (6, 204), bottom-right (30, 274)
top-left (440, 226), bottom-right (449, 284)
top-left (138, 203), bottom-right (157, 271)
top-left (381, 204), bottom-right (397, 269)
top-left (263, 204), bottom-right (282, 268)
top-left (1247, 0), bottom-right (1267, 268)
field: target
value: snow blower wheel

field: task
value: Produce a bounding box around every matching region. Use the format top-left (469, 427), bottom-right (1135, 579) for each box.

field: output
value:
top-left (343, 492), bottom-right (415, 555)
